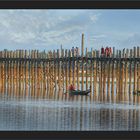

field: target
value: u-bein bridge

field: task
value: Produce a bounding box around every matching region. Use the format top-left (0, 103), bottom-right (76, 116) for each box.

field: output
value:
top-left (0, 35), bottom-right (139, 102)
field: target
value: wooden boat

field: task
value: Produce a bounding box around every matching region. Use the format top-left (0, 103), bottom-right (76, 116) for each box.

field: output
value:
top-left (69, 89), bottom-right (91, 96)
top-left (133, 90), bottom-right (140, 96)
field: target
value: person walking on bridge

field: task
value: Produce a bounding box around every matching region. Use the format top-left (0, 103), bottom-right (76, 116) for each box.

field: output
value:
top-left (101, 47), bottom-right (105, 57)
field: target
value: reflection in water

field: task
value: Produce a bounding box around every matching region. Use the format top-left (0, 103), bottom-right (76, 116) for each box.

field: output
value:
top-left (0, 81), bottom-right (139, 131)
top-left (0, 95), bottom-right (140, 131)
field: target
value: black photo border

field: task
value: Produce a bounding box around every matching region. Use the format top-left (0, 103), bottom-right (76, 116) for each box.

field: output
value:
top-left (0, 0), bottom-right (140, 140)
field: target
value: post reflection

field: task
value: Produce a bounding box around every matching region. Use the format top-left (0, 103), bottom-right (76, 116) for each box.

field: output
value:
top-left (0, 96), bottom-right (139, 130)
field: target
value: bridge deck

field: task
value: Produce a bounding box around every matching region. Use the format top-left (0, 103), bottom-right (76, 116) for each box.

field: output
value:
top-left (0, 57), bottom-right (139, 62)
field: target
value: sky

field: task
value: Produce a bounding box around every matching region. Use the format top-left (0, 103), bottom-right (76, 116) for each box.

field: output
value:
top-left (0, 10), bottom-right (140, 51)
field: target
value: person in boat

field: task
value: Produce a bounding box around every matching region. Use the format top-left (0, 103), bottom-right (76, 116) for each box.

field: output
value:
top-left (69, 84), bottom-right (75, 91)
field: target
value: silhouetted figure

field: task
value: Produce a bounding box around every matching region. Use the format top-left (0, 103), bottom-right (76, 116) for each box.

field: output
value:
top-left (101, 47), bottom-right (105, 57)
top-left (109, 47), bottom-right (112, 57)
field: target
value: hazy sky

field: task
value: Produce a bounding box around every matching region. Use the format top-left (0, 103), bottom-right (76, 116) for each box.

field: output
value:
top-left (0, 10), bottom-right (140, 51)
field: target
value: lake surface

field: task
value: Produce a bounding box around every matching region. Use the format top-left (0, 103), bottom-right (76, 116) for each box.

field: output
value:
top-left (0, 94), bottom-right (139, 131)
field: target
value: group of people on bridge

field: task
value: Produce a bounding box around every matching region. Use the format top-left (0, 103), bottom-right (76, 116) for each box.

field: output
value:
top-left (71, 47), bottom-right (80, 57)
top-left (70, 46), bottom-right (112, 57)
top-left (101, 47), bottom-right (112, 57)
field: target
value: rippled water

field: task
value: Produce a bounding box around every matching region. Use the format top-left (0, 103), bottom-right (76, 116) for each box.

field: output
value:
top-left (0, 94), bottom-right (139, 131)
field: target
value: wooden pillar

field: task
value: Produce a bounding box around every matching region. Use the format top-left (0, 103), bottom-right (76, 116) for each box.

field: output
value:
top-left (121, 49), bottom-right (125, 101)
top-left (129, 49), bottom-right (132, 102)
top-left (107, 59), bottom-right (111, 102)
top-left (134, 47), bottom-right (137, 103)
top-left (118, 51), bottom-right (122, 101)
top-left (57, 49), bottom-right (61, 99)
top-left (93, 51), bottom-right (97, 100)
top-left (103, 58), bottom-right (106, 102)
top-left (68, 50), bottom-right (72, 86)
top-left (100, 51), bottom-right (103, 101)
top-left (124, 49), bottom-right (129, 101)
top-left (86, 48), bottom-right (88, 90)
top-left (65, 50), bottom-right (68, 92)
top-left (134, 47), bottom-right (137, 91)
top-left (81, 34), bottom-right (84, 90)
top-left (62, 49), bottom-right (65, 94)
top-left (137, 47), bottom-right (140, 103)
top-left (90, 48), bottom-right (93, 97)
top-left (76, 49), bottom-right (80, 90)
top-left (111, 59), bottom-right (115, 103)
top-left (46, 53), bottom-right (50, 98)
top-left (52, 50), bottom-right (56, 99)
top-left (81, 34), bottom-right (84, 57)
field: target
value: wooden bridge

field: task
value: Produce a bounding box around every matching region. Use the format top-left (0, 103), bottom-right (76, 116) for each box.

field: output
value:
top-left (0, 34), bottom-right (139, 102)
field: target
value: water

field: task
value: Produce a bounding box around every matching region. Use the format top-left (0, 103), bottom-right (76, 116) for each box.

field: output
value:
top-left (0, 95), bottom-right (139, 131)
